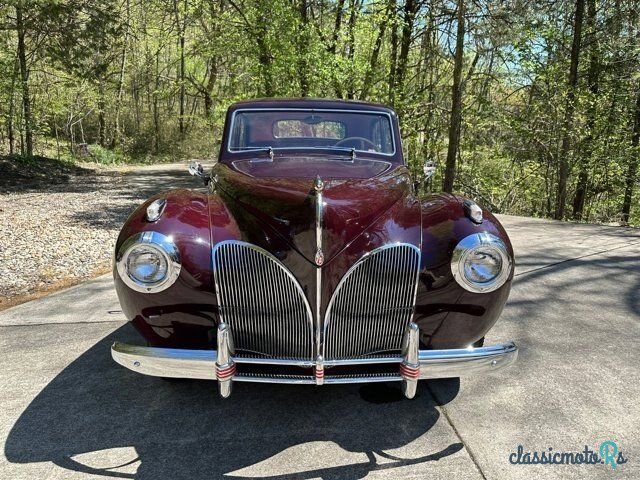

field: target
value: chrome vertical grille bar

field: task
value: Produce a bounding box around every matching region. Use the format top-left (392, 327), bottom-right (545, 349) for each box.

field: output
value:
top-left (213, 241), bottom-right (314, 360)
top-left (323, 244), bottom-right (420, 361)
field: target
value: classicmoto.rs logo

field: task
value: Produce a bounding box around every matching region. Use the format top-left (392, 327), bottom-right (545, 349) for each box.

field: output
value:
top-left (509, 440), bottom-right (628, 470)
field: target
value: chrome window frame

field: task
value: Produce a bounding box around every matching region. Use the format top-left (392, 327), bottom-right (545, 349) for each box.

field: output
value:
top-left (226, 108), bottom-right (397, 157)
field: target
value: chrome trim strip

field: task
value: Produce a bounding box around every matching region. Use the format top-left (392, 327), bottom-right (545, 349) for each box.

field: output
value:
top-left (235, 375), bottom-right (316, 385)
top-left (324, 375), bottom-right (400, 384)
top-left (227, 108), bottom-right (397, 157)
top-left (234, 357), bottom-right (316, 367)
top-left (416, 342), bottom-right (518, 378)
top-left (111, 342), bottom-right (217, 379)
top-left (112, 341), bottom-right (517, 382)
top-left (115, 231), bottom-right (181, 294)
top-left (212, 240), bottom-right (314, 360)
top-left (322, 243), bottom-right (421, 360)
top-left (314, 175), bottom-right (324, 358)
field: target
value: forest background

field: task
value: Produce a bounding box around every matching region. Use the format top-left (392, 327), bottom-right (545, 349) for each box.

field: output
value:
top-left (1, 0), bottom-right (639, 224)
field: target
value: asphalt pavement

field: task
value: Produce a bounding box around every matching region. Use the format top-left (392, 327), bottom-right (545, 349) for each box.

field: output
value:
top-left (1, 166), bottom-right (639, 479)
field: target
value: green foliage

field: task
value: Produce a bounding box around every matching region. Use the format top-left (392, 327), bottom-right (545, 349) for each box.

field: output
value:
top-left (0, 0), bottom-right (638, 225)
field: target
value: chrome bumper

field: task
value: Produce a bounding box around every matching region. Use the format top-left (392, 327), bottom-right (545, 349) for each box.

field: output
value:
top-left (112, 323), bottom-right (518, 399)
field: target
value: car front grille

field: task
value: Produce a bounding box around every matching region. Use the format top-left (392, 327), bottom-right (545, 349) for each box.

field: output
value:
top-left (322, 244), bottom-right (421, 360)
top-left (213, 241), bottom-right (420, 362)
top-left (213, 241), bottom-right (314, 360)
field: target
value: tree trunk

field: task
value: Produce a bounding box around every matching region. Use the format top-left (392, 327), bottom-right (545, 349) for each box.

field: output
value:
top-left (621, 81), bottom-right (640, 224)
top-left (179, 33), bottom-right (185, 136)
top-left (111, 0), bottom-right (130, 148)
top-left (361, 0), bottom-right (393, 99)
top-left (555, 0), bottom-right (585, 219)
top-left (443, 0), bottom-right (465, 193)
top-left (255, 4), bottom-right (275, 98)
top-left (16, 3), bottom-right (33, 157)
top-left (297, 0), bottom-right (310, 96)
top-left (345, 0), bottom-right (359, 99)
top-left (387, 0), bottom-right (398, 105)
top-left (329, 0), bottom-right (346, 98)
top-left (572, 0), bottom-right (597, 219)
top-left (8, 55), bottom-right (19, 155)
top-left (394, 0), bottom-right (418, 104)
top-left (257, 34), bottom-right (274, 96)
top-left (153, 49), bottom-right (161, 153)
top-left (174, 0), bottom-right (186, 137)
top-left (98, 81), bottom-right (106, 146)
top-left (203, 0), bottom-right (222, 118)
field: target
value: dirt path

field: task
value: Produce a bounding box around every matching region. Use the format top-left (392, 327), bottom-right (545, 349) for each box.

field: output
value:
top-left (0, 161), bottom-right (206, 310)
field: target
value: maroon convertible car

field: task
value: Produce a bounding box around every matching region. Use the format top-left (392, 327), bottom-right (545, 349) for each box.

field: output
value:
top-left (112, 98), bottom-right (517, 399)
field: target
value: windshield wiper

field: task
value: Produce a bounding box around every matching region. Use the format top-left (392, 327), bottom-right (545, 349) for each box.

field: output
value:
top-left (309, 146), bottom-right (358, 160)
top-left (242, 146), bottom-right (274, 162)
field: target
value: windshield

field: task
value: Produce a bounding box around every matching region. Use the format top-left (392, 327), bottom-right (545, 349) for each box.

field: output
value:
top-left (228, 109), bottom-right (395, 155)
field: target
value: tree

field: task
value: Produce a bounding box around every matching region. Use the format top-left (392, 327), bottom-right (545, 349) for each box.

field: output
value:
top-left (443, 0), bottom-right (466, 193)
top-left (572, 0), bottom-right (598, 220)
top-left (621, 80), bottom-right (640, 224)
top-left (15, 2), bottom-right (33, 156)
top-left (555, 0), bottom-right (585, 220)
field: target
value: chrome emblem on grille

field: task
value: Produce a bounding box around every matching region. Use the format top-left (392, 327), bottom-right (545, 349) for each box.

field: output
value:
top-left (315, 248), bottom-right (325, 266)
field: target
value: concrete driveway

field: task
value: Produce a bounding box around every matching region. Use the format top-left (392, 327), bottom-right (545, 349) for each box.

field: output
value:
top-left (1, 170), bottom-right (639, 479)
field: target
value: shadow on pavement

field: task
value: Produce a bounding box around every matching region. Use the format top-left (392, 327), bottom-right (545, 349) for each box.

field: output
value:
top-left (512, 253), bottom-right (640, 318)
top-left (4, 323), bottom-right (461, 480)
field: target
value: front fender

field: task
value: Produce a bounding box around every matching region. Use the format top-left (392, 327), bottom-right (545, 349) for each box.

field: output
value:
top-left (114, 189), bottom-right (220, 348)
top-left (414, 194), bottom-right (513, 349)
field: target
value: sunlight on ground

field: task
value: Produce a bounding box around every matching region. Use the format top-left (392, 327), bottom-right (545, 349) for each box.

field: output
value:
top-left (225, 441), bottom-right (368, 477)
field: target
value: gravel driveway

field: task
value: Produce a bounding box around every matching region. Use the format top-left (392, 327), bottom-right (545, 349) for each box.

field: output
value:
top-left (0, 162), bottom-right (203, 308)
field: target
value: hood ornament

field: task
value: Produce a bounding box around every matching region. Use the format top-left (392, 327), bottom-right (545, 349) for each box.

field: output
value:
top-left (315, 248), bottom-right (325, 266)
top-left (314, 175), bottom-right (324, 192)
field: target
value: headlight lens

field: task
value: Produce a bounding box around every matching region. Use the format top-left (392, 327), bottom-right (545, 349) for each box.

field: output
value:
top-left (116, 231), bottom-right (181, 293)
top-left (451, 233), bottom-right (511, 293)
top-left (463, 248), bottom-right (503, 284)
top-left (127, 245), bottom-right (168, 284)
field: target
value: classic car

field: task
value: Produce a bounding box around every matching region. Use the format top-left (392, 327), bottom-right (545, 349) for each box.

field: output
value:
top-left (111, 98), bottom-right (518, 399)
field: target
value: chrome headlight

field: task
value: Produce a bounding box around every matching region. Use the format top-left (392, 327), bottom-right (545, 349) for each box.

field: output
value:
top-left (116, 231), bottom-right (181, 293)
top-left (451, 233), bottom-right (512, 293)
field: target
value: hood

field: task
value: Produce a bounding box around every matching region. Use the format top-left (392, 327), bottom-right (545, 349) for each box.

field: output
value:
top-left (214, 157), bottom-right (414, 265)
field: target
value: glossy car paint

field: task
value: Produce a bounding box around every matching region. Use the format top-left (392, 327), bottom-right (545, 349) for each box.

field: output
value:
top-left (114, 99), bottom-right (513, 353)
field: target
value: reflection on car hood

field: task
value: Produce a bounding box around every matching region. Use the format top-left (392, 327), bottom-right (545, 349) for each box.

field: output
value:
top-left (214, 159), bottom-right (414, 265)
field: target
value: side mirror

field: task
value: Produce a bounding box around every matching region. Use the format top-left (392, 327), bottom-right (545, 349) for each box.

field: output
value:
top-left (423, 160), bottom-right (436, 180)
top-left (188, 162), bottom-right (210, 185)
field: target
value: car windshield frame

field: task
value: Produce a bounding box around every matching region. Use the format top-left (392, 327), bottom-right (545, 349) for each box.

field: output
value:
top-left (226, 108), bottom-right (397, 158)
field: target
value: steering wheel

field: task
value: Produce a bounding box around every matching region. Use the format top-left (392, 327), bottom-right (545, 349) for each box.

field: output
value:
top-left (334, 137), bottom-right (378, 152)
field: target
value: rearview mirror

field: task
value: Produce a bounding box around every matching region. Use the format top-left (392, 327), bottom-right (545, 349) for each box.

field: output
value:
top-left (188, 162), bottom-right (210, 185)
top-left (423, 161), bottom-right (436, 180)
